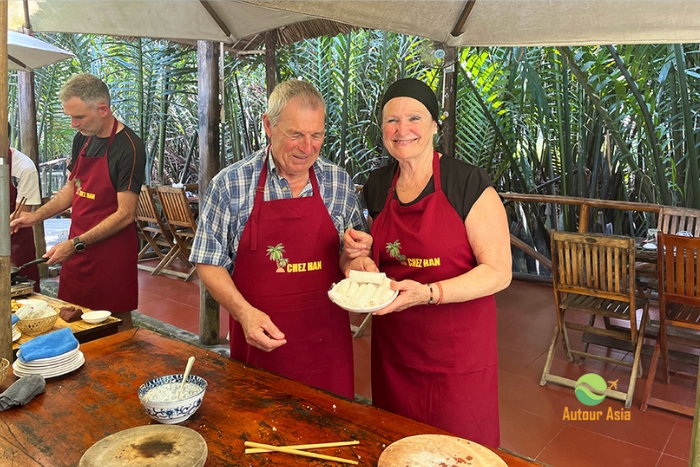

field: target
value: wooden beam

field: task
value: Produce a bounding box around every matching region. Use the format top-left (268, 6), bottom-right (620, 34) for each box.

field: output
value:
top-left (18, 69), bottom-right (48, 278)
top-left (199, 0), bottom-right (232, 38)
top-left (441, 43), bottom-right (457, 157)
top-left (451, 0), bottom-right (477, 36)
top-left (197, 40), bottom-right (221, 345)
top-left (265, 30), bottom-right (277, 98)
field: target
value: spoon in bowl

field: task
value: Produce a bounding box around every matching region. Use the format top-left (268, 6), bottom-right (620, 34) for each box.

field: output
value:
top-left (177, 356), bottom-right (196, 400)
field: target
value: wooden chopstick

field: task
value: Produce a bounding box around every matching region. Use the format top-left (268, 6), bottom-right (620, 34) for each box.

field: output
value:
top-left (244, 441), bottom-right (358, 465)
top-left (11, 196), bottom-right (26, 221)
top-left (245, 440), bottom-right (359, 453)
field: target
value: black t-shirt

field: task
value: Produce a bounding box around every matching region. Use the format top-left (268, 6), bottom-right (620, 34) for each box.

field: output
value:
top-left (68, 125), bottom-right (146, 194)
top-left (363, 156), bottom-right (493, 222)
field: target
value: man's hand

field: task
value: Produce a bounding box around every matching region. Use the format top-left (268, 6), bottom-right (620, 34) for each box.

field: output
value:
top-left (237, 306), bottom-right (287, 352)
top-left (343, 256), bottom-right (379, 277)
top-left (10, 211), bottom-right (39, 235)
top-left (343, 228), bottom-right (373, 258)
top-left (44, 239), bottom-right (76, 265)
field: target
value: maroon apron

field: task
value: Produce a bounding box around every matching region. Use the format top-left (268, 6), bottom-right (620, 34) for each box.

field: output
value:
top-left (230, 150), bottom-right (354, 398)
top-left (9, 149), bottom-right (40, 291)
top-left (59, 120), bottom-right (138, 313)
top-left (370, 151), bottom-right (500, 447)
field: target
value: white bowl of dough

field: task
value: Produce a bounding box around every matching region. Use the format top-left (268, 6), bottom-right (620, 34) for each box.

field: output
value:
top-left (328, 270), bottom-right (398, 313)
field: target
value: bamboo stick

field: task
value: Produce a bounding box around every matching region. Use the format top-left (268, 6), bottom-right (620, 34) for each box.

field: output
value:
top-left (245, 440), bottom-right (359, 453)
top-left (243, 441), bottom-right (358, 465)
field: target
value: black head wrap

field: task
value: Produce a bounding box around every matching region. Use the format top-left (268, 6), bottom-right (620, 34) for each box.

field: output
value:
top-left (380, 78), bottom-right (440, 122)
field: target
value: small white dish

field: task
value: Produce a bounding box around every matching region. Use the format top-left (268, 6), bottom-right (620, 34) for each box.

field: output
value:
top-left (643, 243), bottom-right (658, 251)
top-left (12, 327), bottom-right (21, 342)
top-left (81, 310), bottom-right (111, 324)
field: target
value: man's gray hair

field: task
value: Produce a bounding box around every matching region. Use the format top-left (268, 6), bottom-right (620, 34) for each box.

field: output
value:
top-left (59, 73), bottom-right (111, 107)
top-left (266, 80), bottom-right (325, 126)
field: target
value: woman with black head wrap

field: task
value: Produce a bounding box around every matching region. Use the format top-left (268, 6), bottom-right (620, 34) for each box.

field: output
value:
top-left (343, 78), bottom-right (511, 447)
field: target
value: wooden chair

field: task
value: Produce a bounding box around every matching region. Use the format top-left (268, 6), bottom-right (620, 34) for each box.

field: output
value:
top-left (135, 186), bottom-right (175, 267)
top-left (657, 206), bottom-right (700, 236)
top-left (155, 186), bottom-right (198, 282)
top-left (540, 231), bottom-right (649, 408)
top-left (640, 233), bottom-right (700, 415)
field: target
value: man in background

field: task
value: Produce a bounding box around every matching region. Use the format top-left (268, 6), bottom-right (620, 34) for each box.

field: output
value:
top-left (11, 73), bottom-right (146, 330)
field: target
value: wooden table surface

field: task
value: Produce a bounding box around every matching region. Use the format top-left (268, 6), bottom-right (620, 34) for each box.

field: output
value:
top-left (12, 293), bottom-right (121, 350)
top-left (0, 329), bottom-right (542, 467)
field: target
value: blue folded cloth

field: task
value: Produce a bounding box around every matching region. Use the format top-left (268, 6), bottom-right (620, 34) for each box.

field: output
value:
top-left (11, 315), bottom-right (18, 326)
top-left (18, 328), bottom-right (79, 363)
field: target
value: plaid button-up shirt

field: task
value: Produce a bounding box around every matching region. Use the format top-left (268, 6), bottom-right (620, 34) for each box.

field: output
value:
top-left (190, 148), bottom-right (367, 272)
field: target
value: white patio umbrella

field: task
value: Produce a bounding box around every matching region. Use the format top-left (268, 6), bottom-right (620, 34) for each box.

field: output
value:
top-left (7, 30), bottom-right (74, 71)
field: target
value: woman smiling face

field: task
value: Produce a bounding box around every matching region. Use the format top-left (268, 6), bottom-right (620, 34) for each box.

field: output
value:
top-left (382, 97), bottom-right (437, 163)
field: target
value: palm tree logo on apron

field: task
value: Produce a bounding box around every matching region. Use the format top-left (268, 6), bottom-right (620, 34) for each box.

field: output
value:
top-left (386, 240), bottom-right (407, 265)
top-left (266, 243), bottom-right (289, 273)
top-left (74, 178), bottom-right (82, 195)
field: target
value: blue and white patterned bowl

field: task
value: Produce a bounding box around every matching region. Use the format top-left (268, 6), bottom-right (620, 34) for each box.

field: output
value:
top-left (138, 374), bottom-right (207, 424)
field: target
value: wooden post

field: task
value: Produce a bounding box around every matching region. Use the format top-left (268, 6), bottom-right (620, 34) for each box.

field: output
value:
top-left (0, 0), bottom-right (13, 362)
top-left (18, 69), bottom-right (48, 279)
top-left (265, 30), bottom-right (277, 98)
top-left (441, 43), bottom-right (457, 157)
top-left (691, 362), bottom-right (700, 465)
top-left (197, 40), bottom-right (221, 345)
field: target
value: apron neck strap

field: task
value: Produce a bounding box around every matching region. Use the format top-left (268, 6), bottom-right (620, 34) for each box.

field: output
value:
top-left (250, 146), bottom-right (319, 251)
top-left (77, 117), bottom-right (120, 159)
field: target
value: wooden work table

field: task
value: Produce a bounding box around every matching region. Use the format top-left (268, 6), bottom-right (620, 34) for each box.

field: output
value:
top-left (12, 293), bottom-right (121, 350)
top-left (0, 329), bottom-right (542, 467)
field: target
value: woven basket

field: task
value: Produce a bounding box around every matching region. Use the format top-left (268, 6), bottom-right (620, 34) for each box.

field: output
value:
top-left (0, 358), bottom-right (9, 386)
top-left (17, 313), bottom-right (59, 336)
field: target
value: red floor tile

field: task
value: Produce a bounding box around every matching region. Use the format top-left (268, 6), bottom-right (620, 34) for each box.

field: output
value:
top-left (537, 424), bottom-right (663, 467)
top-left (656, 454), bottom-right (690, 467)
top-left (663, 417), bottom-right (693, 460)
top-left (499, 402), bottom-right (565, 459)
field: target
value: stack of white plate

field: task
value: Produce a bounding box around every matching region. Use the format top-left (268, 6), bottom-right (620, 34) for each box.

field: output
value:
top-left (13, 347), bottom-right (85, 378)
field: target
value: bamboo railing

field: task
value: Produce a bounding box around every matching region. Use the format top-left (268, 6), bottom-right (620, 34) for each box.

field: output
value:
top-left (501, 192), bottom-right (663, 275)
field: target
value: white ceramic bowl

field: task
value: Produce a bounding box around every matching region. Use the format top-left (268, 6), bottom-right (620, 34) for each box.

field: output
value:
top-left (138, 374), bottom-right (207, 424)
top-left (81, 310), bottom-right (111, 324)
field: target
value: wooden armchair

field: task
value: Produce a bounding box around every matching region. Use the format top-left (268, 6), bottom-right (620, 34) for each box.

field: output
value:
top-left (657, 206), bottom-right (700, 236)
top-left (640, 233), bottom-right (700, 415)
top-left (155, 186), bottom-right (198, 282)
top-left (540, 231), bottom-right (649, 408)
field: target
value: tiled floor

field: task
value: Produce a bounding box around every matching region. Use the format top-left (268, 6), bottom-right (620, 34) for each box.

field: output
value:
top-left (62, 262), bottom-right (698, 467)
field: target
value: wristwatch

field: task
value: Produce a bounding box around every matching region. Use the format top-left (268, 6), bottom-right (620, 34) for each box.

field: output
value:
top-left (73, 236), bottom-right (87, 252)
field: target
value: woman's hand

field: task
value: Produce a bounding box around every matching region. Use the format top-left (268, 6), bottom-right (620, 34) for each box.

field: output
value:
top-left (343, 228), bottom-right (373, 258)
top-left (373, 279), bottom-right (431, 315)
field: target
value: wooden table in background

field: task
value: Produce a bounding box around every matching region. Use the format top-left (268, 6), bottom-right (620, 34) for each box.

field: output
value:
top-left (0, 329), bottom-right (542, 467)
top-left (12, 293), bottom-right (121, 350)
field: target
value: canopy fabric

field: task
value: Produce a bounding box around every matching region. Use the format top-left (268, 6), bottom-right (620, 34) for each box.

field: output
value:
top-left (10, 0), bottom-right (700, 46)
top-left (8, 30), bottom-right (74, 71)
top-left (10, 0), bottom-right (317, 43)
top-left (244, 0), bottom-right (700, 47)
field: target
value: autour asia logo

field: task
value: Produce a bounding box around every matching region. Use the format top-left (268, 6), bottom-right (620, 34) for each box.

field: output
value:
top-left (561, 373), bottom-right (631, 421)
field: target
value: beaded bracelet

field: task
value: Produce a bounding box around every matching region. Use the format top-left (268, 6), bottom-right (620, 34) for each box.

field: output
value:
top-left (434, 281), bottom-right (444, 305)
top-left (427, 283), bottom-right (435, 305)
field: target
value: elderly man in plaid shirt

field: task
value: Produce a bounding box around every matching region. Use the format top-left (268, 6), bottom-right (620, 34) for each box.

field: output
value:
top-left (191, 80), bottom-right (367, 398)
